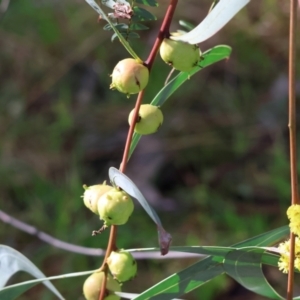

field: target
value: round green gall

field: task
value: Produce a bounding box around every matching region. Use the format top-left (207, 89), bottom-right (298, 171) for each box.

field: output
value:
top-left (159, 34), bottom-right (201, 72)
top-left (110, 58), bottom-right (149, 96)
top-left (83, 183), bottom-right (113, 215)
top-left (83, 271), bottom-right (121, 300)
top-left (128, 104), bottom-right (163, 135)
top-left (97, 188), bottom-right (134, 226)
top-left (107, 250), bottom-right (137, 282)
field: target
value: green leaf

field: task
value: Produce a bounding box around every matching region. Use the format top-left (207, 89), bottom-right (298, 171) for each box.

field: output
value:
top-left (103, 23), bottom-right (128, 31)
top-left (108, 167), bottom-right (172, 255)
top-left (172, 0), bottom-right (249, 44)
top-left (223, 248), bottom-right (284, 300)
top-left (0, 245), bottom-right (64, 300)
top-left (0, 270), bottom-right (95, 299)
top-left (128, 45), bottom-right (232, 160)
top-left (111, 31), bottom-right (140, 42)
top-left (85, 0), bottom-right (141, 61)
top-left (131, 226), bottom-right (289, 300)
top-left (135, 0), bottom-right (158, 7)
top-left (132, 6), bottom-right (157, 21)
top-left (130, 23), bottom-right (149, 30)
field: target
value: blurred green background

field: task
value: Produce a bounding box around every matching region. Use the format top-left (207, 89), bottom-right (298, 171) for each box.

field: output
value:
top-left (0, 0), bottom-right (299, 299)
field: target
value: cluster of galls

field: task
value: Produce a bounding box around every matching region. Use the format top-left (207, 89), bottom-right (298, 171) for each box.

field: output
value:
top-left (109, 33), bottom-right (200, 135)
top-left (82, 184), bottom-right (137, 299)
top-left (83, 250), bottom-right (137, 300)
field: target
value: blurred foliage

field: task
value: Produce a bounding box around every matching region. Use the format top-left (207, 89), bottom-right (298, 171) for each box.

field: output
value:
top-left (0, 0), bottom-right (299, 299)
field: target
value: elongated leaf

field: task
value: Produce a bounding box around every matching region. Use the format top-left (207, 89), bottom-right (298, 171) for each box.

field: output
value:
top-left (224, 248), bottom-right (284, 300)
top-left (85, 0), bottom-right (141, 60)
top-left (172, 0), bottom-right (250, 44)
top-left (0, 269), bottom-right (95, 300)
top-left (0, 245), bottom-right (64, 300)
top-left (132, 226), bottom-right (289, 300)
top-left (128, 45), bottom-right (232, 160)
top-left (132, 6), bottom-right (157, 21)
top-left (108, 167), bottom-right (172, 255)
top-left (135, 0), bottom-right (158, 7)
top-left (103, 23), bottom-right (128, 31)
top-left (111, 31), bottom-right (140, 42)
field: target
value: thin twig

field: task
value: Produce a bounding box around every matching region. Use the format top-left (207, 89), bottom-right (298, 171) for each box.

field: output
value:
top-left (0, 209), bottom-right (203, 259)
top-left (287, 0), bottom-right (298, 299)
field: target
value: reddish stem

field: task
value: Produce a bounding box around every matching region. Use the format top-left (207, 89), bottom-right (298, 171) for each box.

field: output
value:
top-left (287, 0), bottom-right (298, 299)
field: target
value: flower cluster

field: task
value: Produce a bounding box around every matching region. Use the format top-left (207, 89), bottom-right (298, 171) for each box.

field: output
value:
top-left (287, 204), bottom-right (300, 236)
top-left (277, 204), bottom-right (300, 273)
top-left (278, 237), bottom-right (300, 273)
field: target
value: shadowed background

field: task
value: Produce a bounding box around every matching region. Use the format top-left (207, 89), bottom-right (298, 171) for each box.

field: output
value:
top-left (0, 0), bottom-right (299, 299)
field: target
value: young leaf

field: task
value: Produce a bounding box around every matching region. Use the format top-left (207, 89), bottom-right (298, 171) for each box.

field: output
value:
top-left (0, 245), bottom-right (64, 300)
top-left (85, 0), bottom-right (141, 61)
top-left (108, 167), bottom-right (172, 255)
top-left (171, 0), bottom-right (249, 44)
top-left (132, 6), bottom-right (157, 21)
top-left (135, 0), bottom-right (158, 7)
top-left (128, 45), bottom-right (232, 160)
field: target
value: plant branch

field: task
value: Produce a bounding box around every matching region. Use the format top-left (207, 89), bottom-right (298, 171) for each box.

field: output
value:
top-left (287, 0), bottom-right (298, 299)
top-left (100, 2), bottom-right (178, 299)
top-left (145, 0), bottom-right (178, 70)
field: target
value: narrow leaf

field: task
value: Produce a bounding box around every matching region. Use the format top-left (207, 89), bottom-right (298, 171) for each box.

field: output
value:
top-left (224, 248), bottom-right (284, 300)
top-left (172, 0), bottom-right (249, 44)
top-left (108, 167), bottom-right (172, 255)
top-left (0, 245), bottom-right (64, 300)
top-left (130, 23), bottom-right (149, 30)
top-left (132, 227), bottom-right (289, 300)
top-left (132, 6), bottom-right (157, 21)
top-left (135, 0), bottom-right (158, 7)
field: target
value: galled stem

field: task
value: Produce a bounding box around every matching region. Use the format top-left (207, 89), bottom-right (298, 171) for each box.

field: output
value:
top-left (99, 1), bottom-right (178, 300)
top-left (287, 0), bottom-right (298, 299)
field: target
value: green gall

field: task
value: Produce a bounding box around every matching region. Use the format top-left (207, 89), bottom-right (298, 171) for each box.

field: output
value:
top-left (159, 34), bottom-right (201, 72)
top-left (83, 184), bottom-right (113, 215)
top-left (83, 271), bottom-right (121, 300)
top-left (107, 250), bottom-right (137, 282)
top-left (110, 58), bottom-right (149, 96)
top-left (128, 104), bottom-right (163, 135)
top-left (98, 188), bottom-right (134, 226)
